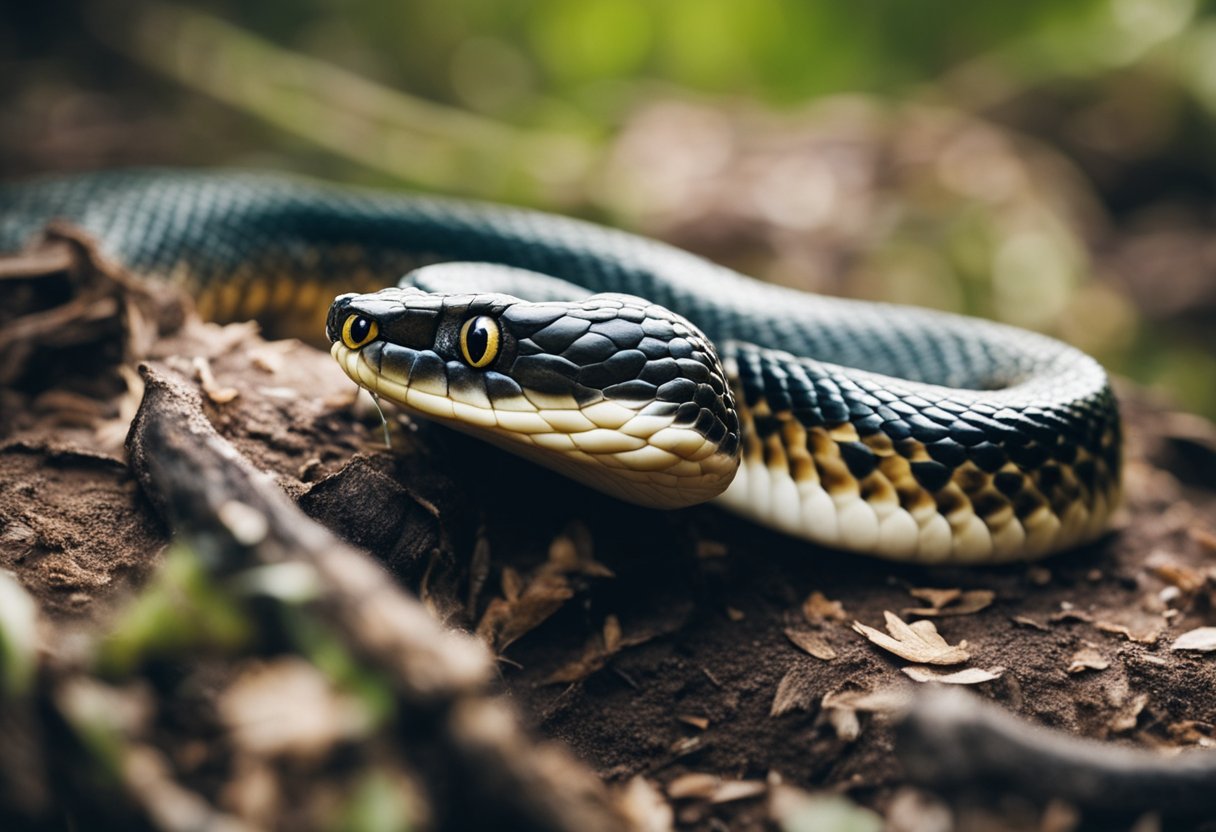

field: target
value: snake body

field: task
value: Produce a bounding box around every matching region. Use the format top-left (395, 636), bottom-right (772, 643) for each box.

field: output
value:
top-left (0, 169), bottom-right (1121, 563)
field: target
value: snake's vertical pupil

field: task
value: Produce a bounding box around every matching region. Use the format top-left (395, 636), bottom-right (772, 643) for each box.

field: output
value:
top-left (460, 315), bottom-right (500, 368)
top-left (341, 313), bottom-right (379, 349)
top-left (467, 323), bottom-right (488, 361)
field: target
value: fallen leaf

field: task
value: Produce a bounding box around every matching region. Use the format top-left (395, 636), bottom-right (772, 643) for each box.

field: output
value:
top-left (784, 628), bottom-right (837, 660)
top-left (1171, 627), bottom-right (1216, 652)
top-left (1049, 608), bottom-right (1093, 624)
top-left (710, 781), bottom-right (767, 804)
top-left (1191, 527), bottom-right (1216, 552)
top-left (1011, 615), bottom-right (1048, 631)
top-left (1151, 561), bottom-right (1206, 594)
top-left (771, 668), bottom-right (815, 717)
top-left (802, 591), bottom-right (846, 624)
top-left (821, 703), bottom-right (860, 742)
top-left (617, 777), bottom-right (673, 832)
top-left (1168, 720), bottom-right (1216, 747)
top-left (1095, 620), bottom-right (1161, 645)
top-left (1027, 566), bottom-right (1052, 586)
top-left (905, 588), bottom-right (995, 617)
top-left (475, 526), bottom-right (616, 652)
top-left (820, 687), bottom-right (912, 715)
top-left (667, 773), bottom-right (765, 804)
top-left (1067, 646), bottom-right (1110, 673)
top-left (667, 773), bottom-right (719, 800)
top-left (902, 666), bottom-right (1004, 685)
top-left (1110, 692), bottom-right (1149, 734)
top-left (852, 612), bottom-right (970, 665)
top-left (906, 587), bottom-right (960, 610)
top-left (677, 714), bottom-right (709, 731)
top-left (542, 615), bottom-right (657, 684)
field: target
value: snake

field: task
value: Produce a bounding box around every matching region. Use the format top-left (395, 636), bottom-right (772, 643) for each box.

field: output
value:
top-left (0, 169), bottom-right (1121, 564)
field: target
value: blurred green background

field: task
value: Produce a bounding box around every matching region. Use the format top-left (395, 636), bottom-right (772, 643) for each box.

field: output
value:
top-left (3, 0), bottom-right (1214, 416)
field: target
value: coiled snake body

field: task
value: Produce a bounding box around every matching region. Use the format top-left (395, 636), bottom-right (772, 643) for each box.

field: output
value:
top-left (0, 170), bottom-right (1121, 563)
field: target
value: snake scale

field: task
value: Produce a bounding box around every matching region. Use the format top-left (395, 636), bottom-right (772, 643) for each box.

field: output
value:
top-left (0, 169), bottom-right (1121, 564)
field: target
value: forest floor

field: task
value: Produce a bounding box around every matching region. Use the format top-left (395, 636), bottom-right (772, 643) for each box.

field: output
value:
top-left (2, 231), bottom-right (1216, 832)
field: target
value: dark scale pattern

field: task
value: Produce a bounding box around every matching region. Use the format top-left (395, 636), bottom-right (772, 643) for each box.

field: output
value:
top-left (1, 170), bottom-right (1119, 549)
top-left (728, 341), bottom-right (1121, 533)
top-left (501, 293), bottom-right (738, 456)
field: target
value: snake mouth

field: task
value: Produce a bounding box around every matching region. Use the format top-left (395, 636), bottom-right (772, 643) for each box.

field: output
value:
top-left (327, 287), bottom-right (741, 509)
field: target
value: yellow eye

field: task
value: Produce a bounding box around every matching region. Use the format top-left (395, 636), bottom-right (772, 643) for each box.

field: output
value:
top-left (341, 314), bottom-right (379, 350)
top-left (459, 315), bottom-right (500, 369)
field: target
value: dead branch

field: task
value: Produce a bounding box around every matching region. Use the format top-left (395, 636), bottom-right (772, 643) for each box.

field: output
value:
top-left (124, 364), bottom-right (632, 832)
top-left (898, 687), bottom-right (1216, 816)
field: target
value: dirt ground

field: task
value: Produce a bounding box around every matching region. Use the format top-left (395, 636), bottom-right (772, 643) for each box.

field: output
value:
top-left (2, 234), bottom-right (1216, 832)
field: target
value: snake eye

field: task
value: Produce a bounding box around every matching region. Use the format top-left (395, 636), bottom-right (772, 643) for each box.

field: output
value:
top-left (459, 315), bottom-right (500, 369)
top-left (341, 314), bottom-right (379, 350)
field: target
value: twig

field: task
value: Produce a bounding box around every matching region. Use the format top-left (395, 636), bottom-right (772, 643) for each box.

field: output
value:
top-left (898, 688), bottom-right (1216, 816)
top-left (125, 365), bottom-right (631, 831)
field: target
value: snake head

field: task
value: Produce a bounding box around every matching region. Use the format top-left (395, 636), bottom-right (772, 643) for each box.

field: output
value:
top-left (326, 285), bottom-right (740, 508)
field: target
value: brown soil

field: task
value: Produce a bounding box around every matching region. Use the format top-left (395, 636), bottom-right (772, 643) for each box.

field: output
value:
top-left (2, 231), bottom-right (1216, 831)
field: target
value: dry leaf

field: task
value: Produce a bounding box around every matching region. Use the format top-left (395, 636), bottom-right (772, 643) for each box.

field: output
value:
top-left (1110, 692), bottom-right (1149, 734)
top-left (1011, 615), bottom-right (1048, 631)
top-left (542, 615), bottom-right (656, 684)
top-left (907, 587), bottom-right (960, 610)
top-left (1049, 608), bottom-right (1093, 624)
top-left (1027, 566), bottom-right (1052, 586)
top-left (617, 777), bottom-right (673, 832)
top-left (1171, 627), bottom-right (1216, 652)
top-left (475, 526), bottom-right (616, 652)
top-left (820, 687), bottom-right (912, 715)
top-left (902, 666), bottom-right (1004, 685)
top-left (784, 628), bottom-right (837, 660)
top-left (677, 714), bottom-right (709, 730)
top-left (667, 774), bottom-right (765, 804)
top-left (905, 588), bottom-right (995, 617)
top-left (1067, 646), bottom-right (1110, 673)
top-left (1190, 527), bottom-right (1216, 552)
top-left (852, 612), bottom-right (970, 665)
top-left (822, 704), bottom-right (860, 741)
top-left (802, 591), bottom-right (846, 624)
top-left (666, 773), bottom-right (719, 800)
top-left (1095, 620), bottom-right (1161, 645)
top-left (771, 669), bottom-right (814, 716)
top-left (1168, 720), bottom-right (1216, 747)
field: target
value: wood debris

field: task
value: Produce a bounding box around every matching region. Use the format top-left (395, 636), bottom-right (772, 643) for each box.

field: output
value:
top-left (1067, 646), bottom-right (1110, 673)
top-left (904, 587), bottom-right (994, 617)
top-left (902, 666), bottom-right (1004, 685)
top-left (1170, 626), bottom-right (1216, 652)
top-left (852, 612), bottom-right (970, 665)
top-left (783, 628), bottom-right (836, 660)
